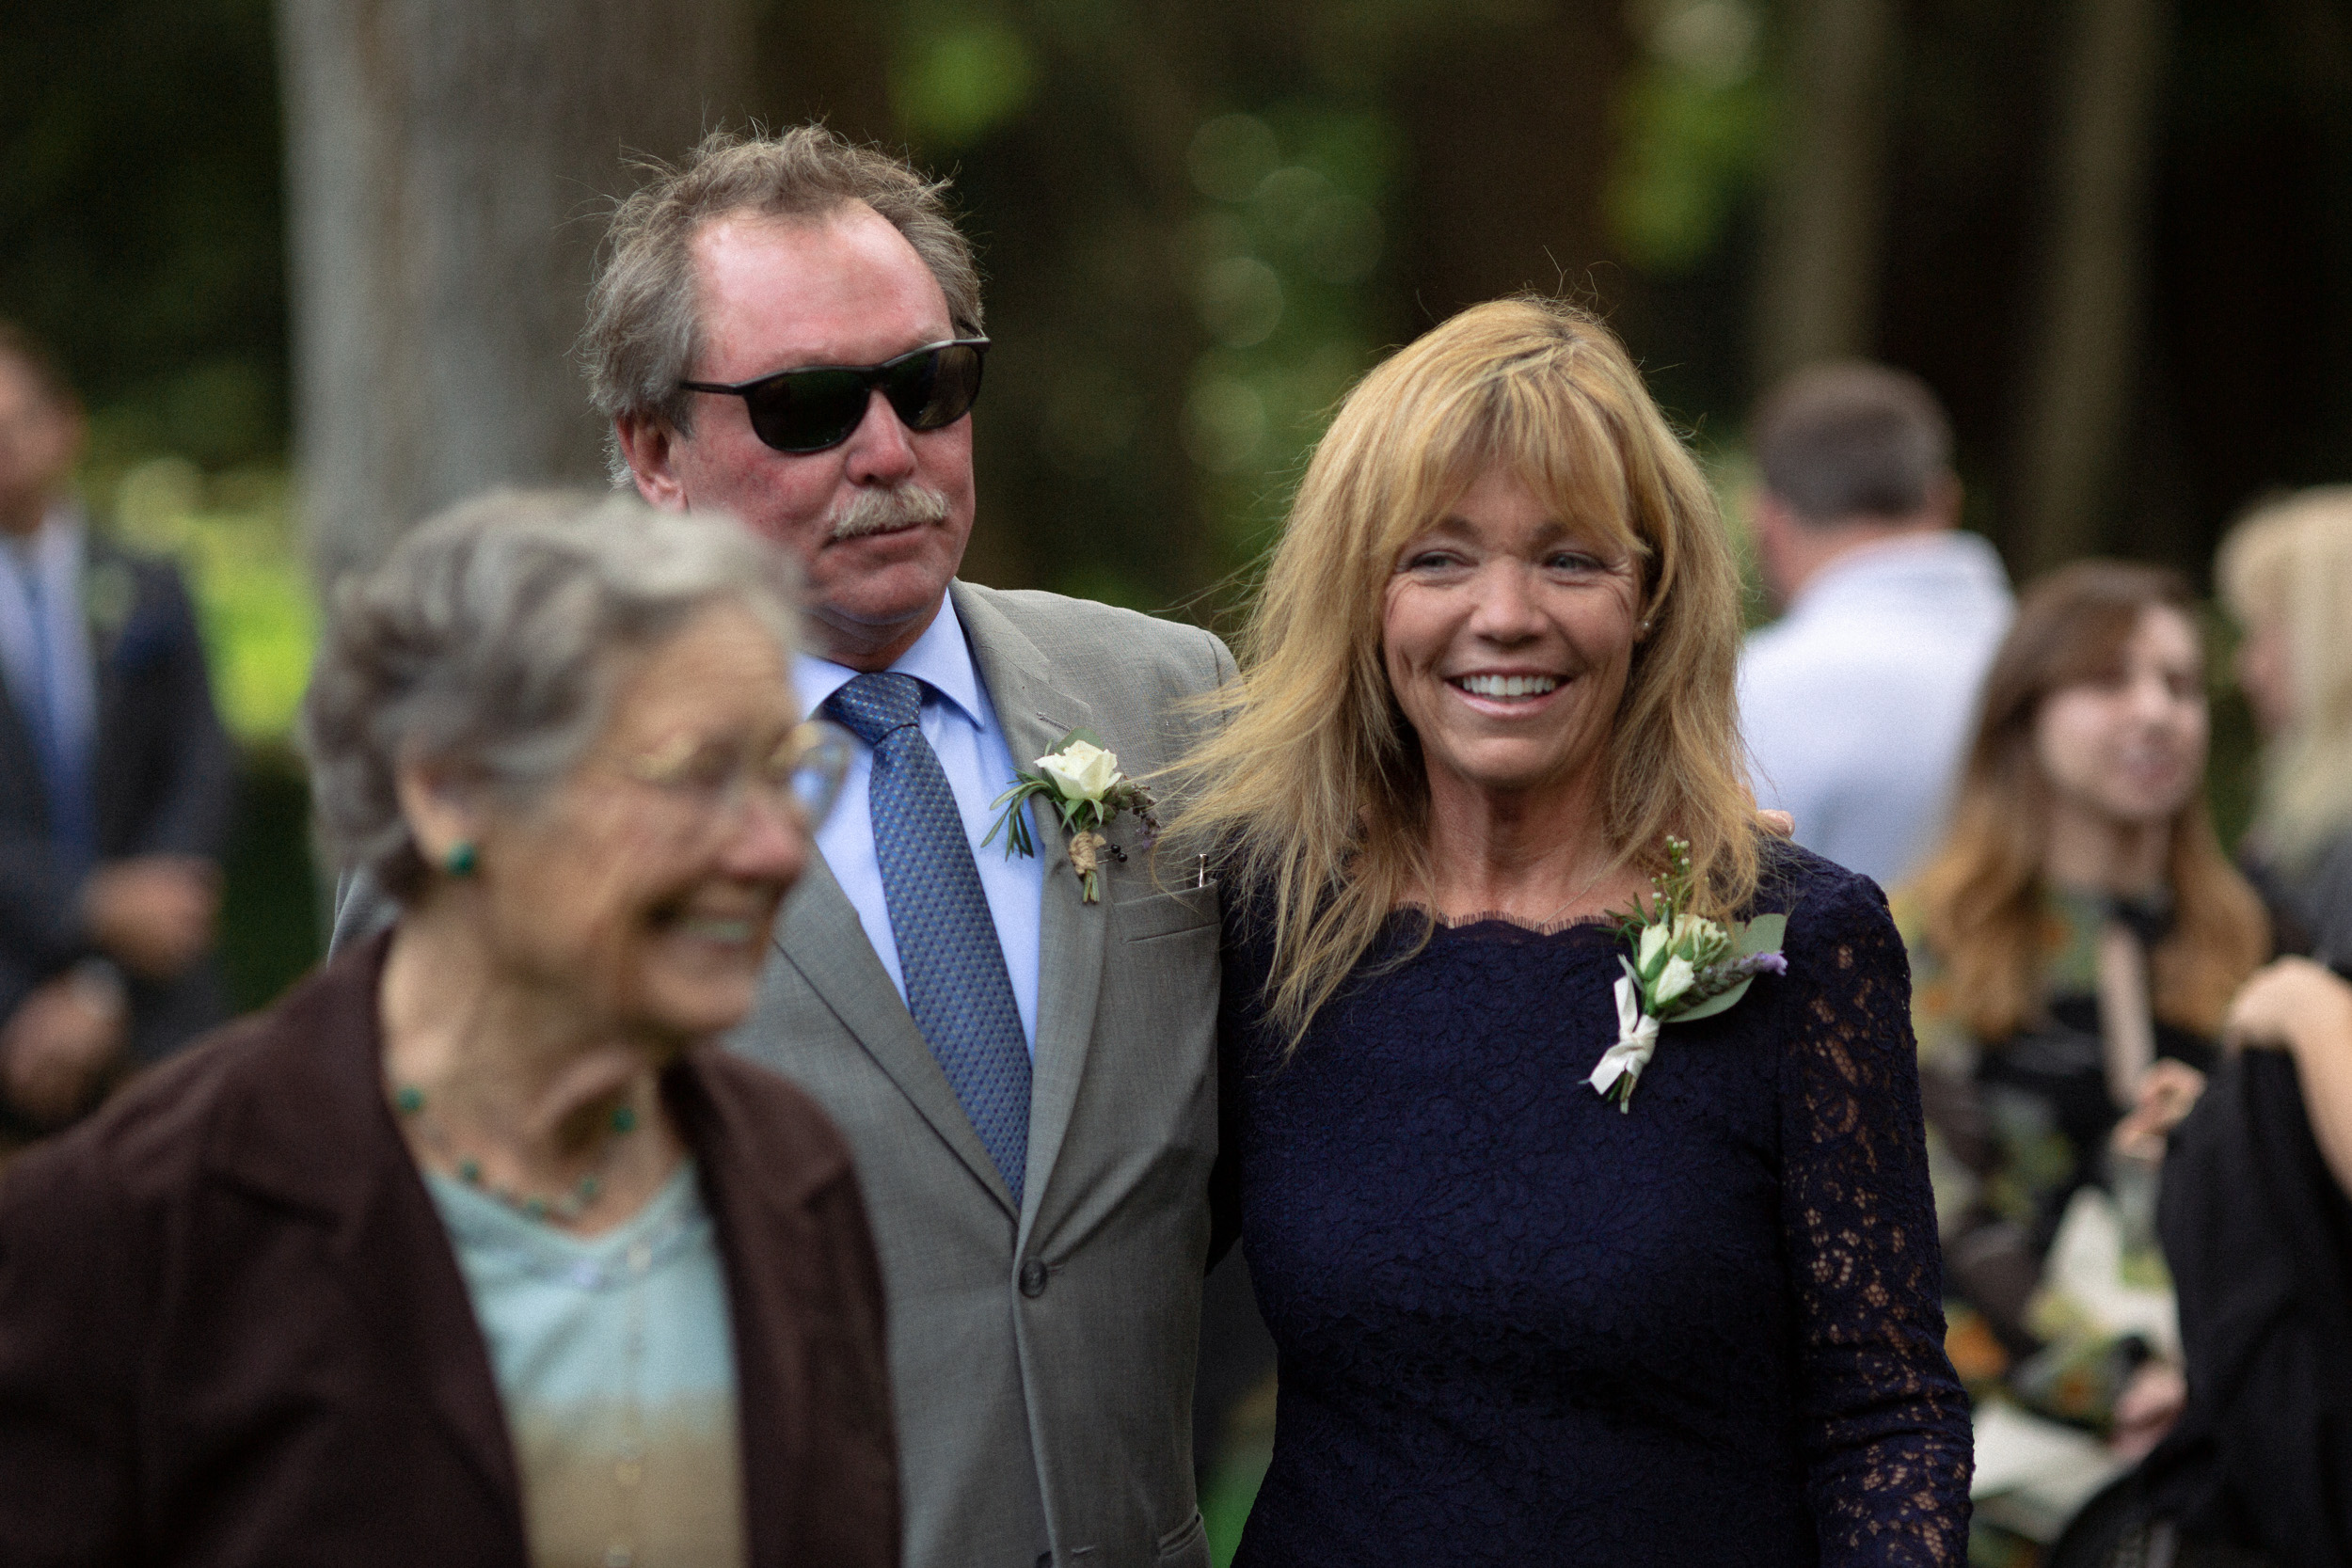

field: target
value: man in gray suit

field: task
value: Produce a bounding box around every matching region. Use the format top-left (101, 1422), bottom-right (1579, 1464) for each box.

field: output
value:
top-left (587, 128), bottom-right (1231, 1568)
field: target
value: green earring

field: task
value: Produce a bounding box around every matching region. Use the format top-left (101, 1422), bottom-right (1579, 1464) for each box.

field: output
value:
top-left (443, 841), bottom-right (478, 878)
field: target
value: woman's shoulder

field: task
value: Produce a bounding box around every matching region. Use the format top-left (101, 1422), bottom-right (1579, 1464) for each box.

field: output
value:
top-left (1742, 842), bottom-right (1916, 1034)
top-left (1749, 840), bottom-right (1897, 942)
top-left (1744, 847), bottom-right (1931, 1104)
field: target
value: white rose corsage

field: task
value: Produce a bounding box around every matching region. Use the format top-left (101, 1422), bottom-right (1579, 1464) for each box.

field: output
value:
top-left (1591, 836), bottom-right (1788, 1112)
top-left (983, 731), bottom-right (1159, 904)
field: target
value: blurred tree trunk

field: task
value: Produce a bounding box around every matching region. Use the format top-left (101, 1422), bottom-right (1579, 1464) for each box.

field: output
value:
top-left (2267, 0), bottom-right (2352, 459)
top-left (1752, 0), bottom-right (1900, 384)
top-left (277, 0), bottom-right (749, 592)
top-left (2011, 0), bottom-right (2171, 575)
top-left (1392, 4), bottom-right (1631, 319)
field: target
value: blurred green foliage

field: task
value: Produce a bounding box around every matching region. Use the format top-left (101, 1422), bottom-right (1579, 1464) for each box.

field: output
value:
top-left (892, 14), bottom-right (1039, 145)
top-left (2, 0), bottom-right (307, 738)
top-left (217, 747), bottom-right (320, 1011)
top-left (0, 0), bottom-right (285, 470)
top-left (97, 457), bottom-right (321, 1006)
top-left (1177, 105), bottom-right (1401, 560)
top-left (103, 459), bottom-right (313, 744)
top-left (1608, 0), bottom-right (1773, 272)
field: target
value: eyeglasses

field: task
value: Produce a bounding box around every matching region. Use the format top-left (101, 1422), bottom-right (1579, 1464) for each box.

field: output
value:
top-left (617, 719), bottom-right (853, 836)
top-left (678, 339), bottom-right (990, 455)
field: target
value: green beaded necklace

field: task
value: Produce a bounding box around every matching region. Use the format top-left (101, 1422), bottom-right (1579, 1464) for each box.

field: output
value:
top-left (393, 1084), bottom-right (643, 1225)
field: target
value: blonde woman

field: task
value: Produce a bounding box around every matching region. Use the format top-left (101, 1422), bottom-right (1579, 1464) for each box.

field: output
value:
top-left (2217, 487), bottom-right (2352, 964)
top-left (1176, 299), bottom-right (1969, 1565)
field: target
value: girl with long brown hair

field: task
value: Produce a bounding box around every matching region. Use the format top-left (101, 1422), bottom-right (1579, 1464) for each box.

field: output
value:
top-left (1901, 561), bottom-right (2267, 1421)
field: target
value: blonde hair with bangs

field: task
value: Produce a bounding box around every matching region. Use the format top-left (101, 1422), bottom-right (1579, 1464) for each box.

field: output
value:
top-left (1166, 297), bottom-right (1757, 1044)
top-left (2217, 486), bottom-right (2352, 869)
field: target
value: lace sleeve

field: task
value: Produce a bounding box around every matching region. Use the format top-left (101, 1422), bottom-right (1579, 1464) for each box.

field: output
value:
top-left (1776, 871), bottom-right (1975, 1566)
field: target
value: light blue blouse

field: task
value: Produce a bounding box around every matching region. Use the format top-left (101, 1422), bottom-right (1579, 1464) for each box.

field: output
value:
top-left (427, 1163), bottom-right (745, 1568)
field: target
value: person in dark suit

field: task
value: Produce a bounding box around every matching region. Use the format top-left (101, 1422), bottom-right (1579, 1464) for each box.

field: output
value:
top-left (0, 322), bottom-right (233, 1145)
top-left (0, 491), bottom-right (898, 1567)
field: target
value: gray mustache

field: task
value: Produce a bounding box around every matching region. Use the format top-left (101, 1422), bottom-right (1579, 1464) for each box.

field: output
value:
top-left (830, 484), bottom-right (952, 541)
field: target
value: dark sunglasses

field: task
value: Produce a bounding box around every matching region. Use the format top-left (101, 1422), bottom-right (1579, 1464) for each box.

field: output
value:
top-left (678, 338), bottom-right (990, 454)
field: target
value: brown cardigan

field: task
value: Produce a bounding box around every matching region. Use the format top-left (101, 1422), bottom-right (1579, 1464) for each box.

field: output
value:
top-left (0, 934), bottom-right (900, 1567)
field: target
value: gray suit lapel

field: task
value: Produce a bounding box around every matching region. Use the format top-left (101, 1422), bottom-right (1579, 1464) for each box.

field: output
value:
top-left (952, 582), bottom-right (1109, 1236)
top-left (771, 849), bottom-right (1018, 1217)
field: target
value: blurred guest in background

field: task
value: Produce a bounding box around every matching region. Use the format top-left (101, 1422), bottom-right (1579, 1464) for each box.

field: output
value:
top-left (1900, 563), bottom-right (2266, 1439)
top-left (2223, 958), bottom-right (2352, 1196)
top-left (1184, 298), bottom-right (1970, 1566)
top-left (0, 321), bottom-right (233, 1153)
top-left (0, 492), bottom-right (896, 1567)
top-left (2057, 956), bottom-right (2352, 1568)
top-left (1739, 361), bottom-right (2012, 888)
top-left (2217, 486), bottom-right (2352, 965)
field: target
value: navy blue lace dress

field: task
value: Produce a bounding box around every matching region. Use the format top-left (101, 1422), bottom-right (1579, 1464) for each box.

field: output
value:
top-left (1217, 847), bottom-right (1972, 1566)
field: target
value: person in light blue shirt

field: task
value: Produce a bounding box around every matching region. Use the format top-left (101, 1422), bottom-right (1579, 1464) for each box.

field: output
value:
top-left (1739, 361), bottom-right (2014, 890)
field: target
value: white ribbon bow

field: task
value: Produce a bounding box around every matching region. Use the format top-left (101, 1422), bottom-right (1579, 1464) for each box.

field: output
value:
top-left (1589, 975), bottom-right (1661, 1098)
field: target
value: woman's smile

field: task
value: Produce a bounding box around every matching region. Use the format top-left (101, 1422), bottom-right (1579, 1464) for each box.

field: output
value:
top-left (1448, 670), bottom-right (1564, 704)
top-left (649, 885), bottom-right (785, 957)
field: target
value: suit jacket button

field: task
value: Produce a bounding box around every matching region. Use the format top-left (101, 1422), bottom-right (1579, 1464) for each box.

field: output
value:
top-left (1019, 1259), bottom-right (1049, 1297)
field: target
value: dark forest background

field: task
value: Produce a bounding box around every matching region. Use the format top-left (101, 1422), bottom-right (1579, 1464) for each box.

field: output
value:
top-left (3, 0), bottom-right (2347, 998)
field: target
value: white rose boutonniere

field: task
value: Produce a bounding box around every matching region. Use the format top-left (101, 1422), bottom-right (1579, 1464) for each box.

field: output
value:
top-left (983, 730), bottom-right (1160, 903)
top-left (1589, 836), bottom-right (1788, 1112)
top-left (1034, 740), bottom-right (1120, 802)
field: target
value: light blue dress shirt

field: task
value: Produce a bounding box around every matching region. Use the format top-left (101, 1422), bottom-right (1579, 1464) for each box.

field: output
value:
top-left (0, 506), bottom-right (97, 790)
top-left (1738, 530), bottom-right (2014, 889)
top-left (794, 591), bottom-right (1046, 1053)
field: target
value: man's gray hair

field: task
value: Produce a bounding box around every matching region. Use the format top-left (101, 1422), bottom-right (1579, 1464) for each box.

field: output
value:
top-left (300, 488), bottom-right (801, 900)
top-left (1750, 360), bottom-right (1954, 525)
top-left (580, 124), bottom-right (985, 483)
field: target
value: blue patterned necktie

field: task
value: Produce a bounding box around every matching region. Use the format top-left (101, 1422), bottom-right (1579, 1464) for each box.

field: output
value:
top-left (825, 672), bottom-right (1031, 1203)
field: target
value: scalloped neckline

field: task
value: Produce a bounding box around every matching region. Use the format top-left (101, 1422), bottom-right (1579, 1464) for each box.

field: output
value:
top-left (1392, 904), bottom-right (1625, 940)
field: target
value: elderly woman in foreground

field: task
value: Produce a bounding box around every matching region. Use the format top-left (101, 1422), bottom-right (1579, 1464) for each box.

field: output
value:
top-left (0, 492), bottom-right (894, 1567)
top-left (1178, 298), bottom-right (1971, 1564)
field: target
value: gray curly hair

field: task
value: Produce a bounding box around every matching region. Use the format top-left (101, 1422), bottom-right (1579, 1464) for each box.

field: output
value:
top-left (580, 124), bottom-right (985, 484)
top-left (300, 488), bottom-right (801, 900)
